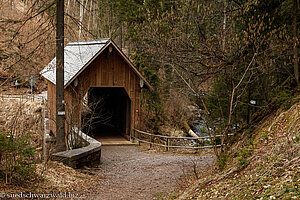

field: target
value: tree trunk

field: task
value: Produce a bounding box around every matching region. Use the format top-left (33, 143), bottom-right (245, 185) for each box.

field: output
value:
top-left (293, 0), bottom-right (299, 85)
top-left (87, 0), bottom-right (92, 32)
top-left (120, 21), bottom-right (123, 50)
top-left (65, 0), bottom-right (70, 25)
top-left (79, 0), bottom-right (84, 39)
top-left (222, 0), bottom-right (227, 52)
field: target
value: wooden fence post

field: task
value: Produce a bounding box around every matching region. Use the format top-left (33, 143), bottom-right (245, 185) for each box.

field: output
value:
top-left (166, 138), bottom-right (169, 151)
top-left (138, 130), bottom-right (141, 146)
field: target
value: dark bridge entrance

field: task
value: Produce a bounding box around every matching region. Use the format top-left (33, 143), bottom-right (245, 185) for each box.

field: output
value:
top-left (82, 87), bottom-right (131, 143)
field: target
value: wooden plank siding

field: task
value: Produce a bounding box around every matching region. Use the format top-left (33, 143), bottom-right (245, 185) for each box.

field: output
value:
top-left (47, 45), bottom-right (143, 140)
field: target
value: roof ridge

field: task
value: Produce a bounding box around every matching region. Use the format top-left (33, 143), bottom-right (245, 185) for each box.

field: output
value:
top-left (68, 38), bottom-right (110, 46)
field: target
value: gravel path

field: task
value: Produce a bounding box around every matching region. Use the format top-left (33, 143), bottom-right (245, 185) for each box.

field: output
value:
top-left (87, 146), bottom-right (215, 200)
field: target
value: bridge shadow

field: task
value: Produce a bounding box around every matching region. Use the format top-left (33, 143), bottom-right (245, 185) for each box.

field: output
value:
top-left (92, 125), bottom-right (135, 146)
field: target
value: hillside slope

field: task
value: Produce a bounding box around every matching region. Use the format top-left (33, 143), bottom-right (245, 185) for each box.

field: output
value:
top-left (176, 97), bottom-right (300, 200)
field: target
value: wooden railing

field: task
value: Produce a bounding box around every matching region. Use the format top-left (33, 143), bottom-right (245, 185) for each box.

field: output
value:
top-left (0, 92), bottom-right (46, 103)
top-left (133, 129), bottom-right (234, 151)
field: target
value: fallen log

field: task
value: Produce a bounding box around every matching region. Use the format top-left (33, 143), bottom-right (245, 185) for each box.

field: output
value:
top-left (183, 121), bottom-right (204, 145)
top-left (183, 121), bottom-right (199, 138)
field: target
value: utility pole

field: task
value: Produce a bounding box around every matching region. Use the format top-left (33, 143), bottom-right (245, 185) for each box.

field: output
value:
top-left (56, 0), bottom-right (66, 152)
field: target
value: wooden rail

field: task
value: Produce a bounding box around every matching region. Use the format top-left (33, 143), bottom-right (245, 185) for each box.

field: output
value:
top-left (0, 92), bottom-right (46, 103)
top-left (133, 129), bottom-right (234, 151)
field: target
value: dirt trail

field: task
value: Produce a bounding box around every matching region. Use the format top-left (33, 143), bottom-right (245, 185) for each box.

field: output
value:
top-left (86, 146), bottom-right (215, 200)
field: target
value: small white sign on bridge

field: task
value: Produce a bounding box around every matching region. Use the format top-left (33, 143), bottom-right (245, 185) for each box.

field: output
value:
top-left (57, 111), bottom-right (65, 115)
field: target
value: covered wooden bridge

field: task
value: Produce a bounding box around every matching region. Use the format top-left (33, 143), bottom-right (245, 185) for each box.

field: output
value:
top-left (41, 38), bottom-right (152, 143)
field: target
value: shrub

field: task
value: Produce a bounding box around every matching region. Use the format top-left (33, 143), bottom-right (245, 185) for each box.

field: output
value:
top-left (237, 149), bottom-right (250, 170)
top-left (217, 152), bottom-right (228, 171)
top-left (0, 133), bottom-right (37, 185)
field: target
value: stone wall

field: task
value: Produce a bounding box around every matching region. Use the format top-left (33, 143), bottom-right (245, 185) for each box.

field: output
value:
top-left (51, 128), bottom-right (101, 168)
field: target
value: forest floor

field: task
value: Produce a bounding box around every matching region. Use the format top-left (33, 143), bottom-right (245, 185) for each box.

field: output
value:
top-left (173, 97), bottom-right (300, 200)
